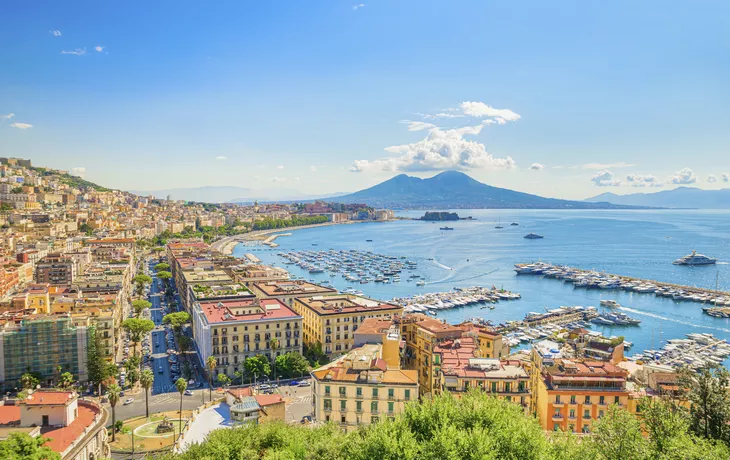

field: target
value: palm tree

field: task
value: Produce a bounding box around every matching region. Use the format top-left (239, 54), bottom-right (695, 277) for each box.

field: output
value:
top-left (107, 384), bottom-right (121, 442)
top-left (206, 356), bottom-right (216, 402)
top-left (270, 338), bottom-right (280, 381)
top-left (175, 378), bottom-right (187, 433)
top-left (140, 369), bottom-right (154, 418)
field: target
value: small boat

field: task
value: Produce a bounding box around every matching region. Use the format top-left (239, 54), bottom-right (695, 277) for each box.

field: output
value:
top-left (495, 218), bottom-right (503, 229)
top-left (524, 233), bottom-right (544, 239)
top-left (366, 239), bottom-right (373, 242)
top-left (510, 222), bottom-right (519, 226)
top-left (416, 280), bottom-right (426, 286)
top-left (439, 227), bottom-right (454, 231)
top-left (600, 300), bottom-right (621, 308)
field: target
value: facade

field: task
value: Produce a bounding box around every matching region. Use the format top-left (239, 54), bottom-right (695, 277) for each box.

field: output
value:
top-left (311, 344), bottom-right (418, 431)
top-left (249, 280), bottom-right (338, 308)
top-left (191, 297), bottom-right (302, 378)
top-left (292, 294), bottom-right (403, 357)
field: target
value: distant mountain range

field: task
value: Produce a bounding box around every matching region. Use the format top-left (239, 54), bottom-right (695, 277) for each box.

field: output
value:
top-left (332, 171), bottom-right (642, 209)
top-left (586, 187), bottom-right (730, 209)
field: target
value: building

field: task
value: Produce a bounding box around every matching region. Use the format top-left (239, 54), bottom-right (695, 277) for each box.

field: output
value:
top-left (191, 297), bottom-right (302, 379)
top-left (226, 389), bottom-right (286, 424)
top-left (0, 390), bottom-right (108, 460)
top-left (228, 264), bottom-right (290, 288)
top-left (34, 253), bottom-right (81, 286)
top-left (292, 293), bottom-right (403, 357)
top-left (249, 280), bottom-right (337, 309)
top-left (311, 343), bottom-right (418, 431)
top-left (0, 315), bottom-right (90, 390)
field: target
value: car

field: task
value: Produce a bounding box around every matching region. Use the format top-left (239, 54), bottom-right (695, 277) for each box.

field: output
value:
top-left (158, 367), bottom-right (163, 374)
top-left (299, 381), bottom-right (311, 387)
top-left (270, 383), bottom-right (279, 389)
top-left (258, 384), bottom-right (271, 390)
top-left (123, 398), bottom-right (134, 405)
top-left (300, 415), bottom-right (313, 424)
top-left (184, 390), bottom-right (193, 396)
top-left (289, 381), bottom-right (300, 386)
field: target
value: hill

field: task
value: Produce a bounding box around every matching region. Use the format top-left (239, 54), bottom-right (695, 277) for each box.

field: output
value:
top-left (586, 187), bottom-right (730, 209)
top-left (334, 171), bottom-right (641, 209)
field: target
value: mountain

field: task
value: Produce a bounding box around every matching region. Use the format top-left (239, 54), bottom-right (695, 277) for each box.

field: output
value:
top-left (586, 187), bottom-right (730, 209)
top-left (333, 171), bottom-right (642, 209)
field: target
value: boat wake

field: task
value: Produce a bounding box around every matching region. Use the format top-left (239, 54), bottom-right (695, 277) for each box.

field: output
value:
top-left (619, 307), bottom-right (730, 334)
top-left (430, 259), bottom-right (452, 271)
top-left (717, 262), bottom-right (729, 265)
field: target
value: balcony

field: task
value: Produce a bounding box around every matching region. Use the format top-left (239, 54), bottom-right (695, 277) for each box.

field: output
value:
top-left (355, 393), bottom-right (363, 399)
top-left (552, 401), bottom-right (564, 408)
top-left (388, 395), bottom-right (395, 401)
top-left (551, 414), bottom-right (563, 422)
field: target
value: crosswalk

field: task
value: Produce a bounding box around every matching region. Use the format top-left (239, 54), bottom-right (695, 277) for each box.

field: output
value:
top-left (150, 392), bottom-right (178, 404)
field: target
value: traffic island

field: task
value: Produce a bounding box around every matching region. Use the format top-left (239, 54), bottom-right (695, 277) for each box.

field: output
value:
top-left (108, 410), bottom-right (192, 454)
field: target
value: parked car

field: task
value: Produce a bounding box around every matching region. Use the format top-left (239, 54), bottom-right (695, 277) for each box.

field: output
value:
top-left (123, 398), bottom-right (134, 405)
top-left (289, 381), bottom-right (300, 386)
top-left (258, 384), bottom-right (271, 390)
top-left (184, 390), bottom-right (193, 396)
top-left (300, 415), bottom-right (312, 424)
top-left (299, 381), bottom-right (311, 387)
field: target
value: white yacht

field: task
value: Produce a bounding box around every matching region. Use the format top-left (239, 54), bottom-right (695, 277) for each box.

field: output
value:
top-left (673, 250), bottom-right (717, 266)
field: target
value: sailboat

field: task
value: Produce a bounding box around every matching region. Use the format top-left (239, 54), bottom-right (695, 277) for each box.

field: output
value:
top-left (495, 218), bottom-right (503, 229)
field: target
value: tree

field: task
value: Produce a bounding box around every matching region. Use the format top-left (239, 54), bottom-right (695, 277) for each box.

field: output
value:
top-left (58, 372), bottom-right (74, 389)
top-left (122, 318), bottom-right (155, 356)
top-left (0, 432), bottom-right (60, 460)
top-left (127, 366), bottom-right (140, 387)
top-left (163, 312), bottom-right (190, 334)
top-left (132, 299), bottom-right (152, 317)
top-left (175, 378), bottom-right (188, 432)
top-left (585, 404), bottom-right (648, 460)
top-left (270, 338), bottom-right (280, 380)
top-left (244, 355), bottom-right (271, 385)
top-left (275, 352), bottom-right (310, 379)
top-left (155, 262), bottom-right (170, 272)
top-left (217, 373), bottom-right (231, 388)
top-left (140, 369), bottom-right (154, 418)
top-left (86, 326), bottom-right (107, 395)
top-left (107, 384), bottom-right (121, 442)
top-left (206, 356), bottom-right (216, 401)
top-left (133, 274), bottom-right (152, 297)
top-left (157, 270), bottom-right (172, 288)
top-left (234, 370), bottom-right (244, 386)
top-left (20, 373), bottom-right (39, 390)
top-left (680, 366), bottom-right (730, 443)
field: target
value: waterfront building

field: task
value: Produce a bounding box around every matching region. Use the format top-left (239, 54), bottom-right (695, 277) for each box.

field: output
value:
top-left (291, 293), bottom-right (403, 357)
top-left (228, 264), bottom-right (290, 288)
top-left (191, 297), bottom-right (302, 379)
top-left (310, 343), bottom-right (418, 431)
top-left (249, 279), bottom-right (337, 309)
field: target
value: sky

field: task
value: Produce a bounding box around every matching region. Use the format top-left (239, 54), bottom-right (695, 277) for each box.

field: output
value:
top-left (1, 0), bottom-right (729, 200)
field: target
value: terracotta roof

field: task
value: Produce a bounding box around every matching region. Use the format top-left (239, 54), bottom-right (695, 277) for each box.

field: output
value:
top-left (42, 403), bottom-right (100, 454)
top-left (226, 387), bottom-right (253, 399)
top-left (0, 405), bottom-right (20, 425)
top-left (199, 298), bottom-right (300, 324)
top-left (254, 394), bottom-right (283, 407)
top-left (22, 391), bottom-right (74, 406)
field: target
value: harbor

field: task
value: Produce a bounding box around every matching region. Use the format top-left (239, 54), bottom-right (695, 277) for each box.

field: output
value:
top-left (514, 262), bottom-right (730, 313)
top-left (630, 333), bottom-right (730, 370)
top-left (389, 286), bottom-right (521, 314)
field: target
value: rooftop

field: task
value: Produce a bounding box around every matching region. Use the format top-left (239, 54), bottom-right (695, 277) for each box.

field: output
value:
top-left (182, 269), bottom-right (233, 284)
top-left (198, 298), bottom-right (300, 325)
top-left (22, 391), bottom-right (75, 406)
top-left (312, 344), bottom-right (418, 386)
top-left (400, 313), bottom-right (462, 335)
top-left (251, 280), bottom-right (337, 298)
top-left (297, 294), bottom-right (401, 316)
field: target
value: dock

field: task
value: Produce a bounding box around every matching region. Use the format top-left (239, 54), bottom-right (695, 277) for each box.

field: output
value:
top-left (391, 286), bottom-right (520, 314)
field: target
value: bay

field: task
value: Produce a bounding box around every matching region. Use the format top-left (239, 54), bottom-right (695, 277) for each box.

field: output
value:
top-left (232, 209), bottom-right (730, 362)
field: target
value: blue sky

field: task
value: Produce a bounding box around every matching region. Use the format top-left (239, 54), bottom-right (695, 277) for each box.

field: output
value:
top-left (1, 0), bottom-right (729, 199)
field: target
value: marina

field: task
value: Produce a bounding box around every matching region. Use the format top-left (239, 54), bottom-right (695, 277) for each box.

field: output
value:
top-left (514, 262), bottom-right (730, 313)
top-left (630, 333), bottom-right (730, 370)
top-left (389, 286), bottom-right (521, 315)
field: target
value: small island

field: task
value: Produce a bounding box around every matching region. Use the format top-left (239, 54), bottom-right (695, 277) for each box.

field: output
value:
top-left (419, 212), bottom-right (472, 221)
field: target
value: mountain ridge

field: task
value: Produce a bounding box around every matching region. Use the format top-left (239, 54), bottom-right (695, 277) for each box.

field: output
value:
top-left (585, 186), bottom-right (730, 209)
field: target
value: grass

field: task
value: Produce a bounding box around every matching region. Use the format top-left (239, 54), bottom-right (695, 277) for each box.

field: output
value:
top-left (109, 410), bottom-right (192, 452)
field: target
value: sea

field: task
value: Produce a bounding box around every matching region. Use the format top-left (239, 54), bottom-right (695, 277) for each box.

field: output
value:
top-left (232, 209), bottom-right (730, 363)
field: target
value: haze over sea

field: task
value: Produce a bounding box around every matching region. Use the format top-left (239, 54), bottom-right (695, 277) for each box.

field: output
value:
top-left (233, 209), bottom-right (730, 362)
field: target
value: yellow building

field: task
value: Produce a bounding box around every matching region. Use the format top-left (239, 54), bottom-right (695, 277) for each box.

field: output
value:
top-left (311, 343), bottom-right (418, 431)
top-left (291, 294), bottom-right (403, 356)
top-left (249, 280), bottom-right (337, 309)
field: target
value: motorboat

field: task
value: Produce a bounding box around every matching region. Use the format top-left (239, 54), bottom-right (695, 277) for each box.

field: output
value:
top-left (439, 226), bottom-right (454, 231)
top-left (600, 300), bottom-right (621, 308)
top-left (673, 250), bottom-right (717, 265)
top-left (524, 233), bottom-right (544, 239)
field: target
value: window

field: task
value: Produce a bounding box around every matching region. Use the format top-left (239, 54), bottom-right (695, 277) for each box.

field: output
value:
top-left (356, 387), bottom-right (362, 397)
top-left (505, 382), bottom-right (511, 393)
top-left (599, 395), bottom-right (605, 405)
top-left (356, 401), bottom-right (362, 412)
top-left (371, 401), bottom-right (378, 413)
top-left (584, 396), bottom-right (591, 404)
top-left (339, 386), bottom-right (346, 396)
top-left (388, 388), bottom-right (394, 399)
top-left (553, 424), bottom-right (560, 431)
top-left (42, 415), bottom-right (49, 426)
top-left (555, 395), bottom-right (561, 404)
top-left (614, 396), bottom-right (620, 404)
top-left (569, 424), bottom-right (575, 433)
top-left (371, 416), bottom-right (379, 424)
top-left (341, 415), bottom-right (346, 424)
top-left (583, 409), bottom-right (590, 419)
top-left (372, 388), bottom-right (378, 398)
top-left (598, 410), bottom-right (604, 419)
top-left (491, 382), bottom-right (497, 393)
top-left (340, 400), bottom-right (347, 411)
top-left (570, 395), bottom-right (576, 404)
top-left (388, 402), bottom-right (394, 413)
top-left (404, 389), bottom-right (410, 400)
top-left (569, 409), bottom-right (575, 419)
top-left (324, 399), bottom-right (332, 410)
top-left (325, 386), bottom-right (331, 396)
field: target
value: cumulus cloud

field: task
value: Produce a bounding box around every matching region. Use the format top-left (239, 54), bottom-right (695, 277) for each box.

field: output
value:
top-left (590, 170), bottom-right (622, 187)
top-left (353, 3), bottom-right (365, 10)
top-left (529, 163), bottom-right (545, 170)
top-left (351, 122), bottom-right (515, 173)
top-left (708, 175), bottom-right (717, 183)
top-left (401, 120), bottom-right (437, 132)
top-left (459, 101), bottom-right (521, 121)
top-left (276, 165), bottom-right (284, 169)
top-left (61, 48), bottom-right (87, 56)
top-left (10, 122), bottom-right (32, 129)
top-left (94, 45), bottom-right (105, 53)
top-left (215, 156), bottom-right (227, 160)
top-left (70, 167), bottom-right (86, 178)
top-left (576, 162), bottom-right (635, 170)
top-left (309, 166), bottom-right (317, 172)
top-left (50, 30), bottom-right (62, 37)
top-left (723, 173), bottom-right (729, 183)
top-left (1, 113), bottom-right (14, 120)
top-left (671, 168), bottom-right (697, 185)
top-left (626, 174), bottom-right (663, 188)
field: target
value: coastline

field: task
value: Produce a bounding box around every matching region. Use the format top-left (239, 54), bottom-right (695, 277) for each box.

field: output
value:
top-left (212, 219), bottom-right (390, 255)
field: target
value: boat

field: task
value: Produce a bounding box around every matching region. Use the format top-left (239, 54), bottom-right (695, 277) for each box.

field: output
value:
top-left (416, 280), bottom-right (426, 286)
top-left (592, 317), bottom-right (615, 325)
top-left (495, 218), bottom-right (503, 229)
top-left (600, 300), bottom-right (621, 308)
top-left (510, 222), bottom-right (519, 226)
top-left (524, 233), bottom-right (544, 239)
top-left (439, 227), bottom-right (454, 231)
top-left (366, 239), bottom-right (373, 242)
top-left (673, 250), bottom-right (717, 266)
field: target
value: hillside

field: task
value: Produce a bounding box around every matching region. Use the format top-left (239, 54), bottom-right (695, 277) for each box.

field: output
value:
top-left (586, 187), bottom-right (730, 209)
top-left (334, 171), bottom-right (642, 209)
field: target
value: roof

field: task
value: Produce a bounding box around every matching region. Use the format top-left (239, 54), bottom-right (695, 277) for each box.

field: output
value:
top-left (296, 294), bottom-right (402, 316)
top-left (42, 402), bottom-right (101, 454)
top-left (0, 405), bottom-right (20, 425)
top-left (198, 298), bottom-right (300, 325)
top-left (400, 314), bottom-right (462, 335)
top-left (311, 344), bottom-right (418, 386)
top-left (231, 396), bottom-right (260, 412)
top-left (226, 387), bottom-right (253, 399)
top-left (22, 391), bottom-right (75, 406)
top-left (355, 318), bottom-right (394, 336)
top-left (251, 280), bottom-right (337, 298)
top-left (254, 394), bottom-right (283, 407)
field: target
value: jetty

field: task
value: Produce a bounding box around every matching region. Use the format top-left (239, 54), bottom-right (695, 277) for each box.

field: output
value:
top-left (263, 232), bottom-right (292, 247)
top-left (514, 262), bottom-right (730, 313)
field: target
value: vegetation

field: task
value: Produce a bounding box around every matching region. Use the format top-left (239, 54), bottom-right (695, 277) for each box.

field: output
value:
top-left (0, 433), bottom-right (60, 460)
top-left (303, 342), bottom-right (330, 367)
top-left (252, 215), bottom-right (329, 231)
top-left (680, 366), bottom-right (730, 444)
top-left (86, 325), bottom-right (112, 394)
top-left (19, 372), bottom-right (39, 390)
top-left (217, 373), bottom-right (231, 388)
top-left (274, 352), bottom-right (310, 379)
top-left (243, 354), bottom-right (271, 384)
top-left (107, 383), bottom-right (121, 442)
top-left (58, 371), bottom-right (74, 389)
top-left (155, 262), bottom-right (170, 272)
top-left (132, 299), bottom-right (152, 317)
top-left (122, 318), bottom-right (155, 355)
top-left (163, 312), bottom-right (190, 333)
top-left (175, 378), bottom-right (187, 432)
top-left (206, 356), bottom-right (216, 401)
top-left (133, 274), bottom-right (152, 297)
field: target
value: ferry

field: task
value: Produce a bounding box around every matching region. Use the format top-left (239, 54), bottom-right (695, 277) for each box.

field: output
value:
top-left (439, 226), bottom-right (454, 231)
top-left (673, 250), bottom-right (717, 266)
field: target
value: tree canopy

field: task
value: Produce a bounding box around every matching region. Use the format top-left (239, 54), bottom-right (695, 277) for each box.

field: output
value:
top-left (274, 352), bottom-right (310, 379)
top-left (0, 433), bottom-right (60, 460)
top-left (122, 318), bottom-right (155, 344)
top-left (163, 312), bottom-right (190, 332)
top-left (243, 354), bottom-right (271, 381)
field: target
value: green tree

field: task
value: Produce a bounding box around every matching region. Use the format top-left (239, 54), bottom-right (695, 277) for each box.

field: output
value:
top-left (585, 404), bottom-right (648, 460)
top-left (680, 366), bottom-right (730, 444)
top-left (275, 352), bottom-right (310, 379)
top-left (244, 355), bottom-right (271, 385)
top-left (270, 338), bottom-right (280, 380)
top-left (107, 383), bottom-right (121, 442)
top-left (0, 432), bottom-right (60, 460)
top-left (155, 262), bottom-right (170, 272)
top-left (217, 373), bottom-right (231, 388)
top-left (163, 312), bottom-right (190, 334)
top-left (206, 356), bottom-right (216, 401)
top-left (140, 369), bottom-right (154, 418)
top-left (132, 299), bottom-right (152, 317)
top-left (122, 318), bottom-right (155, 356)
top-left (86, 326), bottom-right (107, 395)
top-left (20, 372), bottom-right (39, 390)
top-left (175, 378), bottom-right (188, 432)
top-left (157, 270), bottom-right (172, 288)
top-left (133, 274), bottom-right (152, 297)
top-left (58, 371), bottom-right (74, 389)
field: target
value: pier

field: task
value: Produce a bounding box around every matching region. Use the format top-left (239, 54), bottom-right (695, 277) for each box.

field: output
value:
top-left (514, 262), bottom-right (730, 314)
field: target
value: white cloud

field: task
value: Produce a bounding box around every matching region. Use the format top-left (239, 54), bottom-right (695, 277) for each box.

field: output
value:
top-left (94, 45), bottom-right (105, 53)
top-left (70, 167), bottom-right (86, 178)
top-left (50, 30), bottom-right (62, 37)
top-left (276, 165), bottom-right (284, 169)
top-left (215, 156), bottom-right (227, 160)
top-left (10, 122), bottom-right (32, 129)
top-left (590, 170), bottom-right (622, 187)
top-left (577, 162), bottom-right (635, 170)
top-left (723, 173), bottom-right (729, 183)
top-left (309, 166), bottom-right (317, 172)
top-left (353, 3), bottom-right (365, 10)
top-left (61, 48), bottom-right (87, 56)
top-left (401, 120), bottom-right (437, 132)
top-left (459, 101), bottom-right (521, 121)
top-left (671, 168), bottom-right (697, 185)
top-left (708, 174), bottom-right (717, 183)
top-left (351, 122), bottom-right (515, 173)
top-left (1, 113), bottom-right (14, 120)
top-left (293, 177), bottom-right (301, 181)
top-left (625, 174), bottom-right (663, 188)
top-left (272, 177), bottom-right (286, 183)
top-left (420, 111), bottom-right (464, 120)
top-left (529, 163), bottom-right (545, 170)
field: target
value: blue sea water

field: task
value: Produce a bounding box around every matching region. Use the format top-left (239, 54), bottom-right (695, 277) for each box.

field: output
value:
top-left (232, 209), bottom-right (730, 361)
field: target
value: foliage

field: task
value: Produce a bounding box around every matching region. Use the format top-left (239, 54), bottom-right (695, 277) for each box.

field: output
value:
top-left (244, 355), bottom-right (271, 381)
top-left (140, 369), bottom-right (154, 418)
top-left (20, 372), bottom-right (39, 390)
top-left (127, 366), bottom-right (140, 387)
top-left (154, 262), bottom-right (170, 272)
top-left (206, 356), bottom-right (216, 400)
top-left (157, 270), bottom-right (172, 282)
top-left (122, 318), bottom-right (155, 345)
top-left (680, 366), bottom-right (730, 444)
top-left (107, 383), bottom-right (121, 442)
top-left (58, 371), bottom-right (74, 389)
top-left (584, 404), bottom-right (649, 460)
top-left (133, 274), bottom-right (152, 296)
top-left (252, 215), bottom-right (329, 231)
top-left (303, 342), bottom-right (330, 367)
top-left (217, 373), bottom-right (231, 387)
top-left (274, 352), bottom-right (310, 379)
top-left (163, 312), bottom-right (190, 332)
top-left (132, 299), bottom-right (152, 317)
top-left (0, 433), bottom-right (60, 460)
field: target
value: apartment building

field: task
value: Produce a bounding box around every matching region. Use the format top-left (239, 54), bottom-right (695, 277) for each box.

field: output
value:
top-left (291, 293), bottom-right (403, 357)
top-left (311, 343), bottom-right (418, 431)
top-left (191, 297), bottom-right (302, 378)
top-left (34, 254), bottom-right (80, 286)
top-left (249, 280), bottom-right (337, 309)
top-left (228, 264), bottom-right (290, 288)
